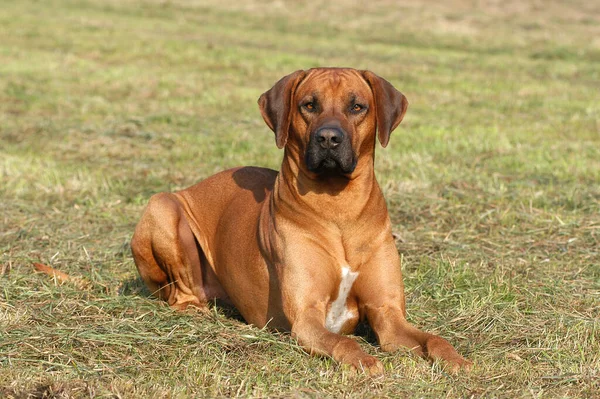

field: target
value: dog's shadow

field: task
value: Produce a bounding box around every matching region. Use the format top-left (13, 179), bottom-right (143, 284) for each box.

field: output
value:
top-left (119, 276), bottom-right (377, 343)
top-left (118, 276), bottom-right (246, 322)
top-left (119, 276), bottom-right (151, 297)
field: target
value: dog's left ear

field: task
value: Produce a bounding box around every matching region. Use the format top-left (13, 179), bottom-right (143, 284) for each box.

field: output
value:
top-left (361, 70), bottom-right (409, 148)
top-left (258, 70), bottom-right (307, 149)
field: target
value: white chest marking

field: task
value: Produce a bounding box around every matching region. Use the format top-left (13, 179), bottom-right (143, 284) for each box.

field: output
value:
top-left (325, 266), bottom-right (359, 334)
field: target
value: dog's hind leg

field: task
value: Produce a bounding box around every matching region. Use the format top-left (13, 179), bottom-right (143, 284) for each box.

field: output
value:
top-left (131, 192), bottom-right (209, 311)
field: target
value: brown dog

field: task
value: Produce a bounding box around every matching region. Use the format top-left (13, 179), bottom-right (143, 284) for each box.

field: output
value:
top-left (131, 68), bottom-right (471, 374)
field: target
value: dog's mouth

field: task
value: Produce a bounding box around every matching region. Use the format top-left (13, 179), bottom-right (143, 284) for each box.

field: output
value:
top-left (321, 158), bottom-right (338, 170)
top-left (305, 151), bottom-right (357, 176)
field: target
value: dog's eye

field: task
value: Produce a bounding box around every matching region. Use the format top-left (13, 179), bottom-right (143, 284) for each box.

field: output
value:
top-left (351, 104), bottom-right (365, 113)
top-left (304, 102), bottom-right (315, 111)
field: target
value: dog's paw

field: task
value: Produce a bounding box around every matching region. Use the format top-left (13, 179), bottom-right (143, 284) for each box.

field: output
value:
top-left (426, 335), bottom-right (472, 374)
top-left (343, 353), bottom-right (384, 376)
top-left (443, 356), bottom-right (473, 374)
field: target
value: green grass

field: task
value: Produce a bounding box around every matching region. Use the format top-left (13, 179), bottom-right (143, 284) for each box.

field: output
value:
top-left (1, 0), bottom-right (599, 397)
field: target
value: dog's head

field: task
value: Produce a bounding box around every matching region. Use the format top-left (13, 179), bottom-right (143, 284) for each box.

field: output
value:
top-left (258, 68), bottom-right (408, 177)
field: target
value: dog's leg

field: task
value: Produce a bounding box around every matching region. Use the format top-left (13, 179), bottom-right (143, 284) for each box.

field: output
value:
top-left (291, 304), bottom-right (384, 375)
top-left (365, 304), bottom-right (472, 373)
top-left (356, 243), bottom-right (472, 373)
top-left (277, 255), bottom-right (384, 375)
top-left (131, 192), bottom-right (209, 311)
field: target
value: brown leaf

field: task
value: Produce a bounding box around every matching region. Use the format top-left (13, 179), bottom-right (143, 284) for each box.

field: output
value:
top-left (32, 263), bottom-right (73, 283)
top-left (32, 263), bottom-right (90, 289)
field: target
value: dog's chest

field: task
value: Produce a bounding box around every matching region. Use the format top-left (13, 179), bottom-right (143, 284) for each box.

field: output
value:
top-left (325, 266), bottom-right (359, 334)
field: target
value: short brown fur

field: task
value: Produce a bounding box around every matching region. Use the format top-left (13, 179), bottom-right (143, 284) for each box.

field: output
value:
top-left (131, 68), bottom-right (471, 374)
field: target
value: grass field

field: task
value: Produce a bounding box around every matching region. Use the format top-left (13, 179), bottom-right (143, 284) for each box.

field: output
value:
top-left (1, 0), bottom-right (599, 397)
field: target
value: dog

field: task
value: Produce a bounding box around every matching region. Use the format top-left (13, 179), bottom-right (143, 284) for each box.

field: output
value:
top-left (131, 68), bottom-right (471, 374)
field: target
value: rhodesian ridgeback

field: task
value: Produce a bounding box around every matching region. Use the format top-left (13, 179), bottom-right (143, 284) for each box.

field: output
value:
top-left (131, 68), bottom-right (471, 374)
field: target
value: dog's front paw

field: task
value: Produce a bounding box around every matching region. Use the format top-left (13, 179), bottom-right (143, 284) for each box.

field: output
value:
top-left (443, 355), bottom-right (473, 374)
top-left (342, 353), bottom-right (384, 376)
top-left (426, 335), bottom-right (472, 374)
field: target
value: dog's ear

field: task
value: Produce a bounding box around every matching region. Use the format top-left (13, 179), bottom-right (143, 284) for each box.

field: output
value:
top-left (361, 70), bottom-right (408, 148)
top-left (258, 70), bottom-right (307, 149)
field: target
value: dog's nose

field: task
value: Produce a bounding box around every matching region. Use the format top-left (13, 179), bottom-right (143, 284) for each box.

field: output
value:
top-left (316, 127), bottom-right (344, 149)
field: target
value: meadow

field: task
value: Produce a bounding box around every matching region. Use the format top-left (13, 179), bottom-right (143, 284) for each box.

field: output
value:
top-left (1, 0), bottom-right (599, 397)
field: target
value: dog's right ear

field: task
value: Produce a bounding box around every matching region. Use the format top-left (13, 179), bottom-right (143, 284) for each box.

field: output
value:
top-left (258, 70), bottom-right (306, 149)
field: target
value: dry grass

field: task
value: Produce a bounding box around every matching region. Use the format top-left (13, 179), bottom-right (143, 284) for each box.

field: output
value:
top-left (1, 0), bottom-right (599, 397)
